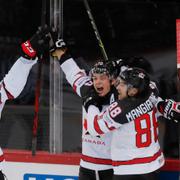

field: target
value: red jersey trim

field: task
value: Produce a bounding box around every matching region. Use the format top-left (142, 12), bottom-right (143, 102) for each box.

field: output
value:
top-left (94, 115), bottom-right (116, 135)
top-left (112, 149), bottom-right (162, 166)
top-left (94, 115), bottom-right (104, 135)
top-left (81, 154), bottom-right (112, 165)
top-left (0, 154), bottom-right (5, 162)
top-left (104, 121), bottom-right (116, 131)
top-left (72, 72), bottom-right (85, 92)
top-left (2, 82), bottom-right (14, 100)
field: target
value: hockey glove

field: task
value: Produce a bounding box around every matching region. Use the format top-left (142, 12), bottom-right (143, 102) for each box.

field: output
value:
top-left (82, 89), bottom-right (102, 112)
top-left (49, 28), bottom-right (66, 53)
top-left (158, 99), bottom-right (180, 122)
top-left (21, 26), bottom-right (51, 59)
top-left (49, 29), bottom-right (72, 63)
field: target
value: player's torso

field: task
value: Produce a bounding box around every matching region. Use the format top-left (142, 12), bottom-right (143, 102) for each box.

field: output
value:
top-left (111, 97), bottom-right (165, 174)
top-left (81, 105), bottom-right (113, 170)
top-left (81, 89), bottom-right (117, 170)
top-left (111, 115), bottom-right (160, 161)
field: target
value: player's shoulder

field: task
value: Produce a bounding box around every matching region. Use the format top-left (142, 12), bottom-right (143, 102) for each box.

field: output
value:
top-left (111, 97), bottom-right (153, 123)
top-left (116, 96), bottom-right (152, 113)
top-left (116, 98), bottom-right (137, 109)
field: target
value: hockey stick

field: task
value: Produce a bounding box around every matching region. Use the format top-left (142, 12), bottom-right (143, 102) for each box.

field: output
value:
top-left (32, 0), bottom-right (47, 156)
top-left (83, 0), bottom-right (109, 61)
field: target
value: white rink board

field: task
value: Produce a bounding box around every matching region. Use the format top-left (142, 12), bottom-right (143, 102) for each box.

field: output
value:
top-left (3, 161), bottom-right (79, 180)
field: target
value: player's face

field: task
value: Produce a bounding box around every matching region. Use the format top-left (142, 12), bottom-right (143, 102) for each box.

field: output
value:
top-left (92, 73), bottom-right (111, 97)
top-left (114, 78), bottom-right (128, 100)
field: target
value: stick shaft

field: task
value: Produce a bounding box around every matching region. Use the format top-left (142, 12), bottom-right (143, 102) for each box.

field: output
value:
top-left (83, 0), bottom-right (108, 61)
top-left (32, 0), bottom-right (47, 156)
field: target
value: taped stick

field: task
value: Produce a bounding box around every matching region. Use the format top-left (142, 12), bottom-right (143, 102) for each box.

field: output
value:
top-left (83, 0), bottom-right (108, 61)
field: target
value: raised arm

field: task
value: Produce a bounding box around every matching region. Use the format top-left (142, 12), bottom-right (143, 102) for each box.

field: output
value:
top-left (1, 57), bottom-right (37, 102)
top-left (0, 26), bottom-right (51, 103)
top-left (50, 38), bottom-right (93, 97)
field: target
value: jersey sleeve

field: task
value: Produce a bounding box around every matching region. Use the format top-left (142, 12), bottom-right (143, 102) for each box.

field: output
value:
top-left (148, 81), bottom-right (177, 118)
top-left (148, 81), bottom-right (164, 117)
top-left (86, 101), bottom-right (129, 136)
top-left (60, 57), bottom-right (93, 97)
top-left (0, 56), bottom-right (37, 103)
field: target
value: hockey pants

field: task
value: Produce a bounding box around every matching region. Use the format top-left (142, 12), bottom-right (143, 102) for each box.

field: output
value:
top-left (79, 166), bottom-right (113, 180)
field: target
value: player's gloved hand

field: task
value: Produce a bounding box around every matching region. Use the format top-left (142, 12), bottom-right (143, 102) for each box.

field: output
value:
top-left (149, 82), bottom-right (160, 106)
top-left (21, 26), bottom-right (51, 60)
top-left (21, 26), bottom-right (50, 59)
top-left (82, 89), bottom-right (102, 112)
top-left (105, 59), bottom-right (126, 78)
top-left (50, 39), bottom-right (68, 60)
top-left (49, 28), bottom-right (72, 62)
top-left (158, 99), bottom-right (180, 122)
top-left (49, 28), bottom-right (66, 52)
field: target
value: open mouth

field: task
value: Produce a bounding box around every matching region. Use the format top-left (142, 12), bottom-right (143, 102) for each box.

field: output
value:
top-left (96, 87), bottom-right (104, 95)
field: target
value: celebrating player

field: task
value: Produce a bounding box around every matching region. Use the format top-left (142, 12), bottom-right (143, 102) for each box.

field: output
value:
top-left (0, 26), bottom-right (50, 180)
top-left (50, 40), bottom-right (117, 180)
top-left (49, 29), bottom-right (160, 179)
top-left (85, 67), bottom-right (180, 180)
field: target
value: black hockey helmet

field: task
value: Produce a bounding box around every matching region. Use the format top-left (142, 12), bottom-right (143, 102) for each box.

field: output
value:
top-left (90, 60), bottom-right (110, 77)
top-left (119, 67), bottom-right (150, 97)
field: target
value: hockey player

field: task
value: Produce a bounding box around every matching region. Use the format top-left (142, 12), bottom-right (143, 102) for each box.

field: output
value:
top-left (50, 37), bottom-right (120, 179)
top-left (85, 67), bottom-right (180, 180)
top-left (0, 27), bottom-right (50, 180)
top-left (49, 32), bottom-right (158, 179)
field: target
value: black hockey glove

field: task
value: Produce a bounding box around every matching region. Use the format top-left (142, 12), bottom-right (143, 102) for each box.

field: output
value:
top-left (49, 28), bottom-right (66, 53)
top-left (105, 59), bottom-right (126, 78)
top-left (158, 99), bottom-right (180, 122)
top-left (82, 89), bottom-right (102, 112)
top-left (49, 28), bottom-right (72, 63)
top-left (21, 26), bottom-right (51, 59)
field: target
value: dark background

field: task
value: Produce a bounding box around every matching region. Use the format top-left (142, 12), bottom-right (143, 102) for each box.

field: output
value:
top-left (0, 0), bottom-right (179, 156)
top-left (0, 0), bottom-right (180, 58)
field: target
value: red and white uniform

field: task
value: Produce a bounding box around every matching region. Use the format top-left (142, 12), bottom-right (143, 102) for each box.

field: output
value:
top-left (60, 58), bottom-right (116, 170)
top-left (87, 92), bottom-right (165, 175)
top-left (0, 57), bottom-right (37, 170)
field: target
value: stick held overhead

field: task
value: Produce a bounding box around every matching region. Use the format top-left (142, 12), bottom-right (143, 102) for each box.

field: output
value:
top-left (83, 0), bottom-right (109, 61)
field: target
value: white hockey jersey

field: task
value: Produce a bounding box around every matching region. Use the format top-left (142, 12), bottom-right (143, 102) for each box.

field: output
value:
top-left (60, 58), bottom-right (117, 170)
top-left (0, 57), bottom-right (37, 170)
top-left (87, 91), bottom-right (165, 175)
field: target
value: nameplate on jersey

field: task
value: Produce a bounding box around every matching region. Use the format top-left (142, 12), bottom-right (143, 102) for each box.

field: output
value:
top-left (126, 99), bottom-right (154, 122)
